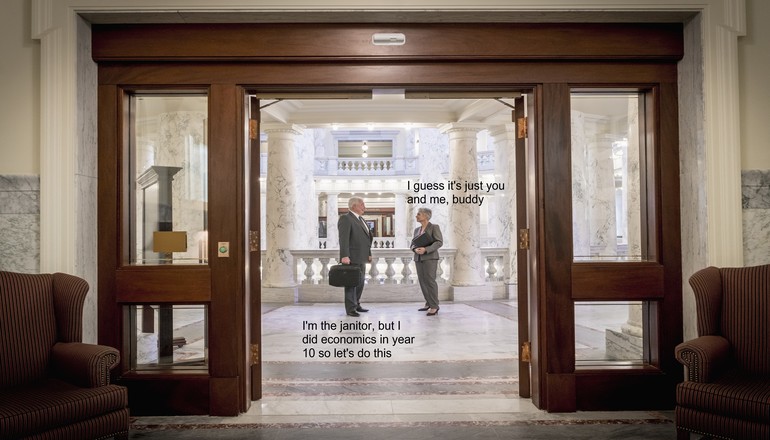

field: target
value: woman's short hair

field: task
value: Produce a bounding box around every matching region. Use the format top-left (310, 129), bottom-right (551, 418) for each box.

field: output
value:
top-left (417, 207), bottom-right (432, 220)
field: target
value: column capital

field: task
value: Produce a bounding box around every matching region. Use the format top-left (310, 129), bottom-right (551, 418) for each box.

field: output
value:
top-left (488, 123), bottom-right (517, 141)
top-left (261, 123), bottom-right (305, 136)
top-left (438, 122), bottom-right (487, 135)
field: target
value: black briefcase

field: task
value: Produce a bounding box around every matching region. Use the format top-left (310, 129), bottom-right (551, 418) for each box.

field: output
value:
top-left (329, 264), bottom-right (362, 287)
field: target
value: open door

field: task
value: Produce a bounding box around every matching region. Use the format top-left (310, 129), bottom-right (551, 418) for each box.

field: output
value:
top-left (247, 95), bottom-right (263, 400)
top-left (514, 95), bottom-right (530, 399)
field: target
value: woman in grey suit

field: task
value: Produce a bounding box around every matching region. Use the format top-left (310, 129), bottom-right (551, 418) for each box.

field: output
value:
top-left (411, 207), bottom-right (444, 316)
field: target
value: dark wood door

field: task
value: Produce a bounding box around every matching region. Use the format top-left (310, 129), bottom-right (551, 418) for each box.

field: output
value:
top-left (247, 95), bottom-right (262, 400)
top-left (98, 85), bottom-right (249, 416)
top-left (95, 22), bottom-right (683, 414)
top-left (514, 95), bottom-right (532, 399)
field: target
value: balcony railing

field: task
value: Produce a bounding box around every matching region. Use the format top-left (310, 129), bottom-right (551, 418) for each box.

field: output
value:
top-left (279, 248), bottom-right (508, 285)
top-left (318, 238), bottom-right (396, 249)
top-left (261, 152), bottom-right (496, 177)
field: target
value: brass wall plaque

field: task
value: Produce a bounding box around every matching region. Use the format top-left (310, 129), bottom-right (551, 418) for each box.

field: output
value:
top-left (153, 231), bottom-right (188, 253)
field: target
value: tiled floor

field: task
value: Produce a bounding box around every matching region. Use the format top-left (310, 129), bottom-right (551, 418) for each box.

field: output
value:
top-left (129, 301), bottom-right (678, 439)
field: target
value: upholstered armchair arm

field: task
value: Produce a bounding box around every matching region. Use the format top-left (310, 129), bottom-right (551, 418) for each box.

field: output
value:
top-left (50, 342), bottom-right (120, 388)
top-left (675, 335), bottom-right (731, 383)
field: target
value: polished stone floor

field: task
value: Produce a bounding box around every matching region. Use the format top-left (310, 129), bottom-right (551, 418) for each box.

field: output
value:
top-left (129, 301), bottom-right (678, 439)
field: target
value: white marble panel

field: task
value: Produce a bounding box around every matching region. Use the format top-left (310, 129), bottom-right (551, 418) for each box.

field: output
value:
top-left (76, 17), bottom-right (98, 179)
top-left (76, 174), bottom-right (98, 343)
top-left (679, 15), bottom-right (708, 342)
top-left (742, 170), bottom-right (770, 208)
top-left (742, 170), bottom-right (770, 266)
top-left (0, 214), bottom-right (39, 273)
top-left (744, 210), bottom-right (770, 266)
top-left (0, 175), bottom-right (40, 273)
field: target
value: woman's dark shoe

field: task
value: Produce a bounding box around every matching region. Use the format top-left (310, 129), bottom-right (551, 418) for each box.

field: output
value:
top-left (427, 308), bottom-right (439, 316)
top-left (418, 306), bottom-right (429, 311)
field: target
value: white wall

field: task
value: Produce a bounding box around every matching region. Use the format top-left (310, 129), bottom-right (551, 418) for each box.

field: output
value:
top-left (739, 0), bottom-right (770, 169)
top-left (0, 0), bottom-right (39, 175)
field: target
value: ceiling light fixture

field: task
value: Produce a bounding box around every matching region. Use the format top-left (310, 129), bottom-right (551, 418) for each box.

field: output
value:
top-left (361, 141), bottom-right (369, 151)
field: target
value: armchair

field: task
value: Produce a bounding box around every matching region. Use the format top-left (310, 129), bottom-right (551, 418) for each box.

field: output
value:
top-left (0, 271), bottom-right (129, 439)
top-left (675, 264), bottom-right (770, 440)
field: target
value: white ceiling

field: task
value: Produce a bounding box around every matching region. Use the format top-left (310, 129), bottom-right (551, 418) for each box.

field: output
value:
top-left (258, 91), bottom-right (520, 129)
top-left (257, 91), bottom-right (634, 129)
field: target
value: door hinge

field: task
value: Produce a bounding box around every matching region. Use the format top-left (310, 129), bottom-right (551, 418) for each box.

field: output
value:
top-left (517, 116), bottom-right (528, 139)
top-left (521, 341), bottom-right (531, 362)
top-left (249, 119), bottom-right (259, 140)
top-left (518, 228), bottom-right (530, 250)
top-left (250, 343), bottom-right (259, 365)
top-left (249, 230), bottom-right (259, 252)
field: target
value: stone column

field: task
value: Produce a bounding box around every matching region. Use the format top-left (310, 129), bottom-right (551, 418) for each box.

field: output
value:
top-left (625, 99), bottom-right (642, 258)
top-left (441, 123), bottom-right (487, 300)
top-left (490, 124), bottom-right (517, 286)
top-left (587, 135), bottom-right (618, 256)
top-left (394, 193), bottom-right (409, 248)
top-left (326, 191), bottom-right (339, 249)
top-left (262, 124), bottom-right (303, 295)
top-left (607, 98), bottom-right (644, 360)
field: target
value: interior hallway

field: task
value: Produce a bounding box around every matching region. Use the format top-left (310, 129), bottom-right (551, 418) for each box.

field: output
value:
top-left (129, 301), bottom-right (676, 438)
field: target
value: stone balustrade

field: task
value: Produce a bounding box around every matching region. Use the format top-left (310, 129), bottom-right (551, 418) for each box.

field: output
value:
top-left (265, 248), bottom-right (508, 285)
top-left (260, 248), bottom-right (511, 303)
top-left (319, 238), bottom-right (395, 249)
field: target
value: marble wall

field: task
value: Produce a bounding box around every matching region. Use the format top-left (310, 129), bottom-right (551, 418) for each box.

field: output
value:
top-left (0, 175), bottom-right (40, 273)
top-left (742, 170), bottom-right (770, 266)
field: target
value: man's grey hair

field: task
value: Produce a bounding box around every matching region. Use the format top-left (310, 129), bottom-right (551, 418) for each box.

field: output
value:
top-left (417, 207), bottom-right (432, 220)
top-left (348, 197), bottom-right (364, 210)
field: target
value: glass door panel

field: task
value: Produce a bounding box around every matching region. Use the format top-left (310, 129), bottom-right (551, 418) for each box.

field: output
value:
top-left (128, 304), bottom-right (209, 370)
top-left (569, 91), bottom-right (660, 370)
top-left (124, 92), bottom-right (211, 373)
top-left (571, 93), bottom-right (646, 262)
top-left (130, 94), bottom-right (209, 265)
top-left (574, 301), bottom-right (647, 366)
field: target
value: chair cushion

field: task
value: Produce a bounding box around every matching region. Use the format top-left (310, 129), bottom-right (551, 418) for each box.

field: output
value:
top-left (0, 272), bottom-right (57, 388)
top-left (0, 378), bottom-right (128, 440)
top-left (677, 369), bottom-right (770, 424)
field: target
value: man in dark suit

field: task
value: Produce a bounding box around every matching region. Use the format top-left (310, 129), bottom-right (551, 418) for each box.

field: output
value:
top-left (338, 196), bottom-right (373, 317)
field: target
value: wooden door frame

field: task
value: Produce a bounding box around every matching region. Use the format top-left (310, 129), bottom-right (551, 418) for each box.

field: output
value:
top-left (95, 22), bottom-right (683, 414)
